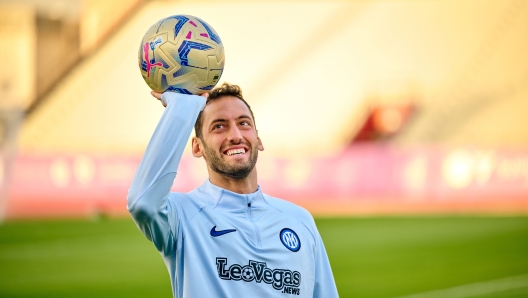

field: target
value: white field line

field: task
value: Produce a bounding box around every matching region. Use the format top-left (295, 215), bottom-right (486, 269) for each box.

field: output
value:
top-left (393, 274), bottom-right (528, 298)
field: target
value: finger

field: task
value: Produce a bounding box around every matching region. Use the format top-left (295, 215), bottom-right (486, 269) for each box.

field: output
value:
top-left (151, 91), bottom-right (162, 100)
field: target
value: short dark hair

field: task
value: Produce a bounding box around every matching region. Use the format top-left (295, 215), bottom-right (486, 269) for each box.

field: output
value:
top-left (194, 83), bottom-right (255, 139)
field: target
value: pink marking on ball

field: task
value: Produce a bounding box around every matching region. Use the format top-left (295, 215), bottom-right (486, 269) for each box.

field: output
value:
top-left (186, 31), bottom-right (192, 39)
top-left (200, 33), bottom-right (209, 38)
top-left (143, 43), bottom-right (163, 78)
top-left (189, 21), bottom-right (197, 27)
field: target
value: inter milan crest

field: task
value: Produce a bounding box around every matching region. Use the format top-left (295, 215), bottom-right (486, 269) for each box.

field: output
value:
top-left (280, 228), bottom-right (301, 252)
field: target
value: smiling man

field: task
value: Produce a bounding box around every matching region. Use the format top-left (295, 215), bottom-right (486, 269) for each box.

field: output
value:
top-left (127, 83), bottom-right (338, 297)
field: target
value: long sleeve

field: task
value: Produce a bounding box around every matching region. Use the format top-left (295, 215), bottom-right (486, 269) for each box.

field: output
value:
top-left (313, 232), bottom-right (339, 297)
top-left (127, 92), bottom-right (206, 256)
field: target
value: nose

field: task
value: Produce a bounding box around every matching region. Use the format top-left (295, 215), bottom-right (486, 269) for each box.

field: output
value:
top-left (227, 125), bottom-right (243, 144)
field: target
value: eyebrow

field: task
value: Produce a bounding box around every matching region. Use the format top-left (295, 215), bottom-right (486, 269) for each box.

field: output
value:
top-left (209, 115), bottom-right (253, 125)
top-left (210, 118), bottom-right (227, 125)
top-left (237, 115), bottom-right (253, 121)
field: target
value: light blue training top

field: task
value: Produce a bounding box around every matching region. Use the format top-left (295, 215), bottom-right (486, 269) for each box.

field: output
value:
top-left (127, 92), bottom-right (339, 297)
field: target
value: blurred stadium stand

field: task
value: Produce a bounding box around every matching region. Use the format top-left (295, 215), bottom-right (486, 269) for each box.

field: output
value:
top-left (1, 0), bottom-right (528, 219)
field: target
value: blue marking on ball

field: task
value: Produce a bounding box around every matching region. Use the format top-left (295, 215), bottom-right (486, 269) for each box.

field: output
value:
top-left (166, 86), bottom-right (192, 94)
top-left (178, 40), bottom-right (213, 67)
top-left (196, 18), bottom-right (221, 44)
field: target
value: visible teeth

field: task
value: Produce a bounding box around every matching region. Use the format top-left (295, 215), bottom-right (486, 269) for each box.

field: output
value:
top-left (227, 148), bottom-right (245, 156)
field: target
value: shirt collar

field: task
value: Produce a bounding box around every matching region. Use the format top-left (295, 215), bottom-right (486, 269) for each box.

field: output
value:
top-left (199, 179), bottom-right (264, 210)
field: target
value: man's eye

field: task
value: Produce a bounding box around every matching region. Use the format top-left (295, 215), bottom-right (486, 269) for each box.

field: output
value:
top-left (240, 121), bottom-right (250, 126)
top-left (213, 124), bottom-right (224, 130)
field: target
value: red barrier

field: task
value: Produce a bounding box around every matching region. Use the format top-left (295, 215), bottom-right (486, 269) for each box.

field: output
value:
top-left (5, 145), bottom-right (528, 219)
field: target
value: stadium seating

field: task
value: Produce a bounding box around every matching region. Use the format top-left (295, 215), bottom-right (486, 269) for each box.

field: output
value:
top-left (18, 0), bottom-right (528, 157)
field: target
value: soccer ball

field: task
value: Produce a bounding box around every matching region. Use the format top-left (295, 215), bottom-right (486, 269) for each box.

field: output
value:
top-left (138, 15), bottom-right (225, 94)
top-left (241, 266), bottom-right (255, 281)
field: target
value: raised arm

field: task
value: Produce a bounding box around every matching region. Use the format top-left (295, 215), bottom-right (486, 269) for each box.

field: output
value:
top-left (127, 92), bottom-right (206, 255)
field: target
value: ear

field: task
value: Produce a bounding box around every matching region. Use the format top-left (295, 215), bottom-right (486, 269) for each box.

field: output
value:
top-left (192, 136), bottom-right (204, 158)
top-left (257, 131), bottom-right (264, 151)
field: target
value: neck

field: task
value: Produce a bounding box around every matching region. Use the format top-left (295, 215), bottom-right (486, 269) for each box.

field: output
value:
top-left (208, 168), bottom-right (258, 194)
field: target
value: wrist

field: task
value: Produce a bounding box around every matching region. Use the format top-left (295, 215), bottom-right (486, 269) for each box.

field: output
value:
top-left (161, 92), bottom-right (206, 109)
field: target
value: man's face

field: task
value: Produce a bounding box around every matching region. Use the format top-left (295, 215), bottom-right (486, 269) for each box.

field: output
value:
top-left (194, 96), bottom-right (264, 180)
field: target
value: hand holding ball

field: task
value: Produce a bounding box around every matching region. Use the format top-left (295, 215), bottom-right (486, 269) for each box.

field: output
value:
top-left (138, 15), bottom-right (225, 94)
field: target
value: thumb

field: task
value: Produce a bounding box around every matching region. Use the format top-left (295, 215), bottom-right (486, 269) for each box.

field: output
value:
top-left (151, 91), bottom-right (166, 107)
top-left (151, 91), bottom-right (162, 100)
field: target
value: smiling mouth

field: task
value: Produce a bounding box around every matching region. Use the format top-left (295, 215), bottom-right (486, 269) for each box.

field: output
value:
top-left (225, 148), bottom-right (247, 156)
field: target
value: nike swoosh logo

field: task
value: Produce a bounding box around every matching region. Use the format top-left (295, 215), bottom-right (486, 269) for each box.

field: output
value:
top-left (210, 226), bottom-right (237, 237)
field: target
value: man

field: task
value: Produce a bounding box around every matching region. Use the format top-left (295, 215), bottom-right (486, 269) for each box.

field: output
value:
top-left (127, 83), bottom-right (338, 297)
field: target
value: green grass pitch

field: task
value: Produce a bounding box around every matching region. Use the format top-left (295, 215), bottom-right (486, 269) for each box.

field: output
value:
top-left (1, 216), bottom-right (527, 297)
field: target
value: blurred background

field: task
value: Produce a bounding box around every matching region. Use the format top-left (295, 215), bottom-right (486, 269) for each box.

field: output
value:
top-left (0, 0), bottom-right (527, 297)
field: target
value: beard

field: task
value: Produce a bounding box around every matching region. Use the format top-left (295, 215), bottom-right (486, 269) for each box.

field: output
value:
top-left (202, 140), bottom-right (259, 180)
